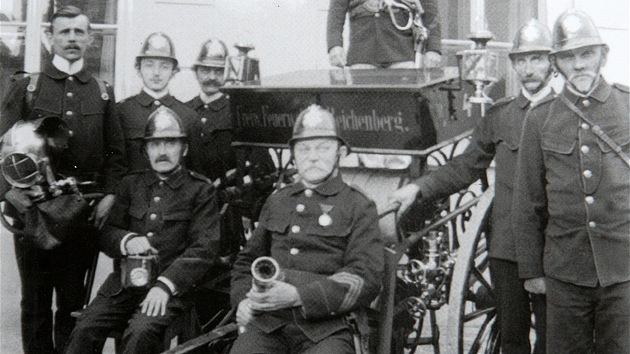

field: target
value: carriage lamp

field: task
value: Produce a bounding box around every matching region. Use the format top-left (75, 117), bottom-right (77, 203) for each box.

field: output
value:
top-left (225, 43), bottom-right (260, 84)
top-left (457, 0), bottom-right (500, 117)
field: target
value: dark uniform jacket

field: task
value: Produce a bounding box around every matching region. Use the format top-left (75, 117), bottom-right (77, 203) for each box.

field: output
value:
top-left (0, 61), bottom-right (126, 194)
top-left (99, 167), bottom-right (220, 295)
top-left (327, 0), bottom-right (442, 66)
top-left (230, 175), bottom-right (384, 342)
top-left (413, 92), bottom-right (547, 261)
top-left (116, 91), bottom-right (201, 173)
top-left (185, 94), bottom-right (236, 181)
top-left (513, 80), bottom-right (630, 287)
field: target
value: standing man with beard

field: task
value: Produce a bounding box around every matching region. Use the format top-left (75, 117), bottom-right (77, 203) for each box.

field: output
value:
top-left (513, 10), bottom-right (629, 353)
top-left (117, 32), bottom-right (200, 173)
top-left (0, 6), bottom-right (126, 354)
top-left (389, 19), bottom-right (555, 353)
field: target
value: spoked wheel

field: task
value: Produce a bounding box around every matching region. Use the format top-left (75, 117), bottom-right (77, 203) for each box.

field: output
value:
top-left (445, 187), bottom-right (499, 354)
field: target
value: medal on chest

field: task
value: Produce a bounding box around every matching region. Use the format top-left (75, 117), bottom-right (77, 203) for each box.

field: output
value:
top-left (318, 203), bottom-right (334, 227)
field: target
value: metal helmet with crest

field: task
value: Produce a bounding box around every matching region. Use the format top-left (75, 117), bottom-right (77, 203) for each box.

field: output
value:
top-left (289, 104), bottom-right (349, 152)
top-left (509, 18), bottom-right (552, 59)
top-left (551, 10), bottom-right (606, 54)
top-left (144, 106), bottom-right (187, 140)
top-left (136, 32), bottom-right (178, 66)
top-left (194, 38), bottom-right (228, 69)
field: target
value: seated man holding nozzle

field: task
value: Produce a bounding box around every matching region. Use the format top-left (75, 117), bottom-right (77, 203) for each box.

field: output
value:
top-left (65, 106), bottom-right (221, 354)
top-left (229, 104), bottom-right (384, 354)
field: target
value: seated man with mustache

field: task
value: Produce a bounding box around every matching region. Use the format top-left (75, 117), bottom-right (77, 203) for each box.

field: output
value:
top-left (65, 107), bottom-right (221, 354)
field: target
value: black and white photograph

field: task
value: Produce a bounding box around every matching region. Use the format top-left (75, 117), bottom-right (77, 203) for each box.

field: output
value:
top-left (1, 0), bottom-right (628, 353)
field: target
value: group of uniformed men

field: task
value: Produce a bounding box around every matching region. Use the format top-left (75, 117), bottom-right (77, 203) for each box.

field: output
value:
top-left (0, 3), bottom-right (628, 354)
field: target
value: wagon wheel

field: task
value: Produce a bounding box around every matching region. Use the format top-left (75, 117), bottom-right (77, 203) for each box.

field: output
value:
top-left (445, 187), bottom-right (499, 354)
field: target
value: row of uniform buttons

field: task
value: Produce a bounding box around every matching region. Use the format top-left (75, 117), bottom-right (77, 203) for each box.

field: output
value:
top-left (146, 185), bottom-right (164, 237)
top-left (289, 189), bottom-right (314, 256)
top-left (580, 117), bottom-right (596, 229)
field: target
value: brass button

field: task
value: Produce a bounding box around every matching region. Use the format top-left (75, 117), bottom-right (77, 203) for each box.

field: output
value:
top-left (291, 225), bottom-right (301, 233)
top-left (150, 213), bottom-right (157, 221)
top-left (68, 76), bottom-right (74, 81)
top-left (66, 92), bottom-right (74, 98)
top-left (290, 248), bottom-right (299, 255)
top-left (585, 196), bottom-right (594, 204)
top-left (588, 221), bottom-right (596, 228)
top-left (583, 170), bottom-right (593, 178)
top-left (66, 111), bottom-right (73, 116)
top-left (375, 12), bottom-right (380, 17)
top-left (153, 196), bottom-right (161, 202)
top-left (296, 204), bottom-right (305, 212)
top-left (147, 232), bottom-right (154, 237)
top-left (204, 104), bottom-right (209, 109)
top-left (154, 100), bottom-right (161, 106)
top-left (582, 100), bottom-right (591, 107)
top-left (304, 189), bottom-right (313, 197)
top-left (581, 123), bottom-right (590, 130)
top-left (580, 145), bottom-right (590, 154)
top-left (159, 181), bottom-right (164, 186)
top-left (201, 117), bottom-right (207, 124)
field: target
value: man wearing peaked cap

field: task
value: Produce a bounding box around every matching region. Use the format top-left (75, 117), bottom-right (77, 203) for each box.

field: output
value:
top-left (512, 10), bottom-right (630, 353)
top-left (66, 106), bottom-right (221, 353)
top-left (229, 105), bottom-right (383, 353)
top-left (117, 32), bottom-right (202, 173)
top-left (390, 18), bottom-right (555, 353)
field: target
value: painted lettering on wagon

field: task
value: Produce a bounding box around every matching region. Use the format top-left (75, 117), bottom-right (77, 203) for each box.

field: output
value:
top-left (235, 105), bottom-right (410, 133)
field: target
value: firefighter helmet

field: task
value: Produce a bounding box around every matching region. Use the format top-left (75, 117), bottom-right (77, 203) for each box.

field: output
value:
top-left (551, 10), bottom-right (606, 54)
top-left (193, 38), bottom-right (228, 69)
top-left (136, 32), bottom-right (178, 66)
top-left (144, 106), bottom-right (187, 140)
top-left (509, 19), bottom-right (552, 58)
top-left (289, 105), bottom-right (349, 151)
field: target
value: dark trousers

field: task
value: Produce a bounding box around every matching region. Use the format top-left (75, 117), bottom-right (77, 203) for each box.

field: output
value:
top-left (229, 323), bottom-right (355, 354)
top-left (546, 277), bottom-right (629, 354)
top-left (490, 258), bottom-right (546, 354)
top-left (14, 234), bottom-right (93, 354)
top-left (65, 277), bottom-right (191, 354)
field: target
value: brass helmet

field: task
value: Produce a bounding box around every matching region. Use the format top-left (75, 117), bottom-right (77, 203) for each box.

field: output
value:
top-left (551, 10), bottom-right (605, 54)
top-left (193, 38), bottom-right (228, 69)
top-left (289, 104), bottom-right (349, 151)
top-left (136, 32), bottom-right (178, 66)
top-left (509, 19), bottom-right (552, 58)
top-left (144, 106), bottom-right (187, 140)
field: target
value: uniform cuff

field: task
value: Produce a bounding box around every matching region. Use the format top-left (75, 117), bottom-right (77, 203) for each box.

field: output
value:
top-left (157, 276), bottom-right (177, 295)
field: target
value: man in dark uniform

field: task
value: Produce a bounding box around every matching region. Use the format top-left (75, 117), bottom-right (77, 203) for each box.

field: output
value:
top-left (229, 105), bottom-right (384, 354)
top-left (0, 6), bottom-right (126, 354)
top-left (327, 0), bottom-right (442, 68)
top-left (116, 32), bottom-right (201, 172)
top-left (513, 10), bottom-right (629, 353)
top-left (390, 19), bottom-right (555, 353)
top-left (65, 106), bottom-right (221, 354)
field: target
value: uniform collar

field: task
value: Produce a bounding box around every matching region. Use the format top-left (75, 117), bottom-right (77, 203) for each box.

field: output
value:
top-left (136, 90), bottom-right (177, 107)
top-left (44, 57), bottom-right (91, 83)
top-left (515, 92), bottom-right (532, 110)
top-left (193, 93), bottom-right (228, 111)
top-left (289, 174), bottom-right (345, 196)
top-left (520, 84), bottom-right (553, 107)
top-left (563, 78), bottom-right (611, 104)
top-left (144, 167), bottom-right (186, 189)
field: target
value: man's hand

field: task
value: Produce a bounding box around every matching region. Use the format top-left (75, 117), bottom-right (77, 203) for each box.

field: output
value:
top-left (90, 194), bottom-right (115, 229)
top-left (524, 277), bottom-right (546, 294)
top-left (423, 51), bottom-right (442, 68)
top-left (247, 281), bottom-right (301, 312)
top-left (388, 183), bottom-right (421, 217)
top-left (141, 286), bottom-right (170, 316)
top-left (236, 298), bottom-right (255, 328)
top-left (125, 236), bottom-right (158, 255)
top-left (329, 46), bottom-right (346, 67)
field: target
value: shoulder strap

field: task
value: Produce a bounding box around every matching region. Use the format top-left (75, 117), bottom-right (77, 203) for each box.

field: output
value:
top-left (91, 75), bottom-right (111, 101)
top-left (559, 94), bottom-right (630, 168)
top-left (26, 73), bottom-right (41, 108)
